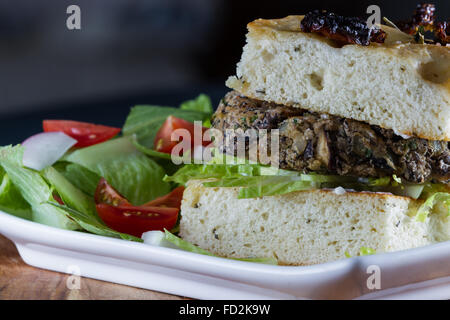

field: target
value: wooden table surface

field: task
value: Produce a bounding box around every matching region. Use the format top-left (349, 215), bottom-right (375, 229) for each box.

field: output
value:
top-left (0, 234), bottom-right (186, 300)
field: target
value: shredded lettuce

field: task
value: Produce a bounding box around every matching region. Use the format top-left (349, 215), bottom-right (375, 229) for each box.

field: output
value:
top-left (164, 163), bottom-right (263, 185)
top-left (164, 163), bottom-right (425, 199)
top-left (163, 230), bottom-right (277, 265)
top-left (415, 192), bottom-right (450, 222)
top-left (345, 247), bottom-right (376, 258)
top-left (365, 176), bottom-right (391, 187)
top-left (359, 247), bottom-right (376, 256)
top-left (166, 160), bottom-right (449, 218)
top-left (204, 175), bottom-right (315, 199)
top-left (392, 174), bottom-right (402, 185)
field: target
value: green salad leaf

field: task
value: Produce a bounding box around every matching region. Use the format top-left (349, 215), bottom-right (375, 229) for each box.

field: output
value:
top-left (47, 202), bottom-right (142, 242)
top-left (121, 94), bottom-right (214, 173)
top-left (0, 145), bottom-right (79, 229)
top-left (180, 94), bottom-right (213, 127)
top-left (345, 247), bottom-right (377, 258)
top-left (122, 104), bottom-right (210, 149)
top-left (0, 171), bottom-right (32, 220)
top-left (43, 166), bottom-right (97, 216)
top-left (180, 94), bottom-right (213, 114)
top-left (54, 162), bottom-right (101, 197)
top-left (165, 159), bottom-right (450, 217)
top-left (415, 192), bottom-right (450, 222)
top-left (64, 137), bottom-right (171, 205)
top-left (164, 163), bottom-right (361, 199)
top-left (130, 135), bottom-right (182, 176)
top-left (359, 247), bottom-right (376, 256)
top-left (164, 163), bottom-right (263, 185)
top-left (0, 145), bottom-right (143, 241)
top-left (204, 176), bottom-right (314, 199)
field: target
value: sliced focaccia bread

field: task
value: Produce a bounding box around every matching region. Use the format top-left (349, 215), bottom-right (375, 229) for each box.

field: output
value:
top-left (179, 180), bottom-right (450, 265)
top-left (226, 15), bottom-right (450, 141)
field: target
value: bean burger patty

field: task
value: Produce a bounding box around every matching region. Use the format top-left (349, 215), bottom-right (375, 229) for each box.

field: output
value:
top-left (212, 91), bottom-right (450, 184)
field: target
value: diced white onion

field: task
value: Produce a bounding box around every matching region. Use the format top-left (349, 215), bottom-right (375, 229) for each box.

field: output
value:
top-left (333, 186), bottom-right (347, 195)
top-left (22, 132), bottom-right (77, 171)
top-left (142, 230), bottom-right (178, 249)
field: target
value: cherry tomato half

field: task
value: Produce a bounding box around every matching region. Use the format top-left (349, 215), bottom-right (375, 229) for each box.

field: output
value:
top-left (154, 116), bottom-right (209, 154)
top-left (94, 177), bottom-right (131, 206)
top-left (94, 178), bottom-right (183, 237)
top-left (96, 203), bottom-right (179, 237)
top-left (142, 186), bottom-right (185, 208)
top-left (43, 120), bottom-right (121, 148)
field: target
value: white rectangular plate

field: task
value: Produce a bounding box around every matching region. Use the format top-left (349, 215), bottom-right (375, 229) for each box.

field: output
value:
top-left (1, 210), bottom-right (449, 300)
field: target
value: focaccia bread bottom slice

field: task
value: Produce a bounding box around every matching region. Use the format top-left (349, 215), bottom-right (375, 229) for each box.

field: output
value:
top-left (179, 181), bottom-right (450, 265)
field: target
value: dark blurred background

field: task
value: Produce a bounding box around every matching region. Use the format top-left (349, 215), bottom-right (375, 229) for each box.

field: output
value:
top-left (0, 0), bottom-right (448, 144)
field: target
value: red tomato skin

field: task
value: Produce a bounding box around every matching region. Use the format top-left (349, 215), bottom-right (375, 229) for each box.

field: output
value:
top-left (96, 204), bottom-right (179, 237)
top-left (142, 186), bottom-right (185, 208)
top-left (154, 116), bottom-right (209, 154)
top-left (43, 120), bottom-right (121, 147)
top-left (94, 178), bottom-right (131, 206)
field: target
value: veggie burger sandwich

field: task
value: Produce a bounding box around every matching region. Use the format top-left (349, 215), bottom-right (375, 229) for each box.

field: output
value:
top-left (168, 4), bottom-right (450, 265)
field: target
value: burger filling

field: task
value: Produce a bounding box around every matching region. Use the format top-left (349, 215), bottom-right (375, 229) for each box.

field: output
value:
top-left (212, 91), bottom-right (450, 184)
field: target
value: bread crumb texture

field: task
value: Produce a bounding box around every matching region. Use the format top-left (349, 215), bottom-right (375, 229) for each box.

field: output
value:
top-left (180, 181), bottom-right (450, 265)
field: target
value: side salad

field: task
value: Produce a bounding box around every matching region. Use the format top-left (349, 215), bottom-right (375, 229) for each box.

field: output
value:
top-left (0, 94), bottom-right (277, 264)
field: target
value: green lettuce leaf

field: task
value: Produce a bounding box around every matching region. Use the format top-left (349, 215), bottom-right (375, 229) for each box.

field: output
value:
top-left (43, 163), bottom-right (141, 242)
top-left (345, 247), bottom-right (377, 258)
top-left (180, 94), bottom-right (213, 114)
top-left (0, 145), bottom-right (79, 229)
top-left (130, 135), bottom-right (182, 176)
top-left (43, 166), bottom-right (97, 216)
top-left (359, 247), bottom-right (376, 256)
top-left (164, 163), bottom-right (362, 199)
top-left (166, 160), bottom-right (450, 211)
top-left (64, 137), bottom-right (171, 205)
top-left (54, 162), bottom-right (101, 197)
top-left (163, 230), bottom-right (277, 265)
top-left (122, 105), bottom-right (210, 148)
top-left (204, 176), bottom-right (314, 199)
top-left (0, 171), bottom-right (32, 220)
top-left (415, 192), bottom-right (450, 222)
top-left (47, 202), bottom-right (142, 242)
top-left (164, 163), bottom-right (263, 186)
top-left (179, 94), bottom-right (213, 127)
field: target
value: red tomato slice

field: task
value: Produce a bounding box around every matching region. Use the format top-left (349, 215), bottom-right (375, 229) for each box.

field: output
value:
top-left (142, 186), bottom-right (185, 208)
top-left (94, 178), bottom-right (183, 237)
top-left (43, 120), bottom-right (121, 148)
top-left (94, 178), bottom-right (131, 206)
top-left (154, 116), bottom-right (209, 154)
top-left (96, 203), bottom-right (179, 237)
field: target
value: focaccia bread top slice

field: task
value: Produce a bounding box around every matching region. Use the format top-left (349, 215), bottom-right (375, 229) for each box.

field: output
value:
top-left (226, 15), bottom-right (450, 141)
